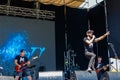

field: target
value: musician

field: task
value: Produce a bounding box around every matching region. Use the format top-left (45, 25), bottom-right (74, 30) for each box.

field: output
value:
top-left (96, 56), bottom-right (107, 80)
top-left (14, 49), bottom-right (32, 80)
top-left (83, 30), bottom-right (110, 71)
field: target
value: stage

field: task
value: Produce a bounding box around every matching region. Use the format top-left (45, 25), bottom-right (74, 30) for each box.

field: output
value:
top-left (0, 0), bottom-right (120, 80)
top-left (0, 70), bottom-right (120, 80)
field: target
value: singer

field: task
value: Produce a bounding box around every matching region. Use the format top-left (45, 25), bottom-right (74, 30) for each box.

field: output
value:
top-left (83, 30), bottom-right (110, 71)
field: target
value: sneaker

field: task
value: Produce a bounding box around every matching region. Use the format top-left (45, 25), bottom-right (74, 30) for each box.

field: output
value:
top-left (86, 67), bottom-right (92, 71)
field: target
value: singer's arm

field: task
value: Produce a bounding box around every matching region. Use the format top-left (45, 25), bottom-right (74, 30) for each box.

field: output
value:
top-left (94, 31), bottom-right (110, 42)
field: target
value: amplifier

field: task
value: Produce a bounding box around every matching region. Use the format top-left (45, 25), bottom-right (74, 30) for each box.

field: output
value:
top-left (0, 76), bottom-right (14, 80)
top-left (39, 71), bottom-right (64, 80)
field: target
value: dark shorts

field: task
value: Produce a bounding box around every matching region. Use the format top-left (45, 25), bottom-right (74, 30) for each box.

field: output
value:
top-left (15, 69), bottom-right (31, 77)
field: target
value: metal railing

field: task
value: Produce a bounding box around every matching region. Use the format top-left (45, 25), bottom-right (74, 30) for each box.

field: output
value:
top-left (0, 5), bottom-right (55, 20)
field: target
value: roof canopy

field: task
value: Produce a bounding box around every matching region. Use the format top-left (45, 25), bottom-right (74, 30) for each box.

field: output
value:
top-left (79, 0), bottom-right (103, 8)
top-left (24, 0), bottom-right (104, 8)
top-left (24, 0), bottom-right (85, 8)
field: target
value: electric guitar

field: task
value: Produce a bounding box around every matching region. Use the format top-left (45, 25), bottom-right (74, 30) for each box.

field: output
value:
top-left (95, 62), bottom-right (113, 74)
top-left (15, 56), bottom-right (38, 73)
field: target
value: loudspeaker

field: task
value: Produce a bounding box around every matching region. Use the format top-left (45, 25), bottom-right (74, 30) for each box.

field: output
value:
top-left (100, 71), bottom-right (120, 80)
top-left (0, 76), bottom-right (14, 80)
top-left (39, 71), bottom-right (64, 80)
top-left (75, 71), bottom-right (98, 80)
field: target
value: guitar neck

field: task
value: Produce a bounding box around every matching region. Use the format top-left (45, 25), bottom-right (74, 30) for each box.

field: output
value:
top-left (99, 64), bottom-right (109, 70)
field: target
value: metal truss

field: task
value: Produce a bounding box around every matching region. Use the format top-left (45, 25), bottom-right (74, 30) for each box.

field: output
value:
top-left (0, 5), bottom-right (55, 20)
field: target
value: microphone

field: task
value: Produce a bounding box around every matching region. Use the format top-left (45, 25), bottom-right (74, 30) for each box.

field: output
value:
top-left (92, 35), bottom-right (96, 39)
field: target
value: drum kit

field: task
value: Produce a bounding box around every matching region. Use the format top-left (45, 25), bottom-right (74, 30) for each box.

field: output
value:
top-left (64, 47), bottom-right (80, 80)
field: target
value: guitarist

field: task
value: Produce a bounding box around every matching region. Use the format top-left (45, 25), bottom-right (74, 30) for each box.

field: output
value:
top-left (14, 49), bottom-right (32, 80)
top-left (96, 56), bottom-right (107, 80)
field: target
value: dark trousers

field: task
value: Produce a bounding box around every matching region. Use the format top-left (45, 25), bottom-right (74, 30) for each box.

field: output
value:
top-left (85, 51), bottom-right (96, 70)
top-left (14, 68), bottom-right (31, 80)
top-left (97, 72), bottom-right (102, 80)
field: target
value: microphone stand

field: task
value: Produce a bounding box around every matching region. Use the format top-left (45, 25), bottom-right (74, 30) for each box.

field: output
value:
top-left (103, 0), bottom-right (111, 70)
top-left (103, 0), bottom-right (118, 72)
top-left (108, 43), bottom-right (119, 72)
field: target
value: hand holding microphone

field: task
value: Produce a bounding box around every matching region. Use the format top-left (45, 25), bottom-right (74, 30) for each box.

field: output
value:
top-left (92, 35), bottom-right (96, 39)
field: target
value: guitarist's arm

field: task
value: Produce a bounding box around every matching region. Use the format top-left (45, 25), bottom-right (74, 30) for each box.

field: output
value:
top-left (103, 66), bottom-right (107, 71)
top-left (14, 59), bottom-right (21, 68)
top-left (103, 64), bottom-right (109, 71)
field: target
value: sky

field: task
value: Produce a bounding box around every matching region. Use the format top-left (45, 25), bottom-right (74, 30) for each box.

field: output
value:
top-left (79, 0), bottom-right (103, 8)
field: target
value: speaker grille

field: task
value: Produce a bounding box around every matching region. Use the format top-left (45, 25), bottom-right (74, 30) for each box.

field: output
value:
top-left (101, 71), bottom-right (120, 80)
top-left (75, 71), bottom-right (98, 80)
top-left (0, 76), bottom-right (14, 80)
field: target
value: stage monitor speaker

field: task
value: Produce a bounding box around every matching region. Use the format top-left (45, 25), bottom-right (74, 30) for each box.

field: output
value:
top-left (75, 71), bottom-right (98, 80)
top-left (100, 71), bottom-right (120, 80)
top-left (39, 71), bottom-right (64, 80)
top-left (0, 76), bottom-right (14, 80)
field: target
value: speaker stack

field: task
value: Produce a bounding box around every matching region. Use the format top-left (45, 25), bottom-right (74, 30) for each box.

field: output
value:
top-left (0, 76), bottom-right (14, 80)
top-left (100, 71), bottom-right (120, 80)
top-left (39, 71), bottom-right (64, 80)
top-left (75, 71), bottom-right (98, 80)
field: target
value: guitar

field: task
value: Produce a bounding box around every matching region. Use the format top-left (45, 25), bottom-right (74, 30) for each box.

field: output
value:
top-left (95, 62), bottom-right (113, 74)
top-left (15, 56), bottom-right (38, 73)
